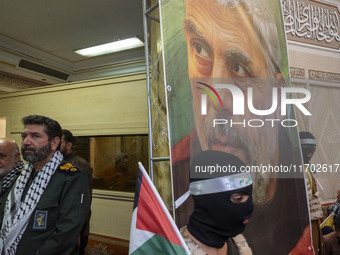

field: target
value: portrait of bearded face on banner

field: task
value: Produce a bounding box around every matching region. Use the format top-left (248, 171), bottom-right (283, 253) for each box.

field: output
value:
top-left (183, 0), bottom-right (285, 204)
top-left (160, 0), bottom-right (312, 254)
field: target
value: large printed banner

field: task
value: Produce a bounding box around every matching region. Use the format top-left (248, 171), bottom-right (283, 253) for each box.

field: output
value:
top-left (160, 0), bottom-right (312, 254)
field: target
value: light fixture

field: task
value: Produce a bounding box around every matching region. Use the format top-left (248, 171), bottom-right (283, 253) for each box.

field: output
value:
top-left (74, 37), bottom-right (144, 57)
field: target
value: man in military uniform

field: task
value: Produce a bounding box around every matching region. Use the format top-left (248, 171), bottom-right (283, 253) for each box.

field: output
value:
top-left (0, 115), bottom-right (90, 255)
top-left (60, 129), bottom-right (93, 254)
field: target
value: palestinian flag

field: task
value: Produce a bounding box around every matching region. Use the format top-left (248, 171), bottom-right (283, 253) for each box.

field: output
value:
top-left (129, 163), bottom-right (190, 255)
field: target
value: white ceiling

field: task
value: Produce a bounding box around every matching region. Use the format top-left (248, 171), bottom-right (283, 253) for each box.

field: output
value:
top-left (0, 0), bottom-right (146, 85)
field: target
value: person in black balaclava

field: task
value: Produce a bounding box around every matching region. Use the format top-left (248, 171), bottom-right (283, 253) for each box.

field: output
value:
top-left (299, 131), bottom-right (317, 165)
top-left (299, 131), bottom-right (323, 255)
top-left (181, 150), bottom-right (254, 255)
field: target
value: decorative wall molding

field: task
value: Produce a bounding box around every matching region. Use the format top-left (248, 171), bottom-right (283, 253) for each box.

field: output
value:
top-left (0, 73), bottom-right (42, 90)
top-left (309, 69), bottom-right (340, 83)
top-left (290, 67), bottom-right (306, 79)
top-left (282, 0), bottom-right (340, 50)
top-left (289, 67), bottom-right (340, 84)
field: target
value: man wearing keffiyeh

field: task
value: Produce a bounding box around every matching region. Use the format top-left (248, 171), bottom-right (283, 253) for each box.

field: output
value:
top-left (0, 115), bottom-right (91, 255)
top-left (0, 138), bottom-right (23, 196)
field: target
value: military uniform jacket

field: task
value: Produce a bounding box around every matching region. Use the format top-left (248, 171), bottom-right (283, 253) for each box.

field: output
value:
top-left (9, 162), bottom-right (90, 255)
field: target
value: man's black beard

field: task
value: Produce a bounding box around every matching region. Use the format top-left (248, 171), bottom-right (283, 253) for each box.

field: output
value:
top-left (59, 146), bottom-right (67, 156)
top-left (22, 142), bottom-right (52, 163)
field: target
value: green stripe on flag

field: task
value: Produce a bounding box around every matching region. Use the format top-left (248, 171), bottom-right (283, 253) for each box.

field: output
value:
top-left (131, 234), bottom-right (187, 255)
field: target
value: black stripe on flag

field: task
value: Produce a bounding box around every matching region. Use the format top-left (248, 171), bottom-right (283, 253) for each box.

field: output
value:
top-left (133, 170), bottom-right (143, 210)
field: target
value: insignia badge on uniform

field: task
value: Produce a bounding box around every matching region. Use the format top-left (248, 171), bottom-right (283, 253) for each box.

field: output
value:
top-left (33, 210), bottom-right (48, 230)
top-left (59, 162), bottom-right (78, 172)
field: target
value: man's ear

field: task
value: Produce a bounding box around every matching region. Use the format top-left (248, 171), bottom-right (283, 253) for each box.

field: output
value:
top-left (51, 137), bottom-right (60, 151)
top-left (14, 152), bottom-right (20, 164)
top-left (66, 142), bottom-right (73, 151)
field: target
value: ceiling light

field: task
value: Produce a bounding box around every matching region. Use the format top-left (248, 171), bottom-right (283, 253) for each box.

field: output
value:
top-left (74, 37), bottom-right (144, 57)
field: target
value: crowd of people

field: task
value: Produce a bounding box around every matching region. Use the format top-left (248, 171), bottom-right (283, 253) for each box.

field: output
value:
top-left (0, 115), bottom-right (92, 254)
top-left (0, 117), bottom-right (338, 255)
top-left (0, 1), bottom-right (337, 253)
top-left (300, 131), bottom-right (340, 255)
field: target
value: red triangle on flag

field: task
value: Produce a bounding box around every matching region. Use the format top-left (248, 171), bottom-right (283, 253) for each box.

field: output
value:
top-left (136, 175), bottom-right (182, 247)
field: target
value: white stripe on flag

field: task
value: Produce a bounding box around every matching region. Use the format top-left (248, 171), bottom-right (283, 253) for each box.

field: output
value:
top-left (129, 207), bottom-right (155, 254)
top-left (137, 162), bottom-right (191, 255)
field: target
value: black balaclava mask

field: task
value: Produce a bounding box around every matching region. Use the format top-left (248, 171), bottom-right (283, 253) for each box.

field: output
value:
top-left (299, 131), bottom-right (316, 164)
top-left (187, 150), bottom-right (254, 248)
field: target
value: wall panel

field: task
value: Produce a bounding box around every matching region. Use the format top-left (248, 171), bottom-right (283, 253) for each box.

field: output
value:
top-left (0, 72), bottom-right (147, 240)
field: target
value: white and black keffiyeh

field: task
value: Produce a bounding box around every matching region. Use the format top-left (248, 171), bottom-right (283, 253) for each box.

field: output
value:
top-left (0, 151), bottom-right (63, 255)
top-left (0, 160), bottom-right (24, 195)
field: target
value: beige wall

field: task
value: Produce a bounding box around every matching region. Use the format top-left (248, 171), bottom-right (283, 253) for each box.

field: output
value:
top-left (288, 43), bottom-right (340, 203)
top-left (0, 117), bottom-right (5, 137)
top-left (0, 72), bottom-right (147, 140)
top-left (0, 72), bottom-right (148, 240)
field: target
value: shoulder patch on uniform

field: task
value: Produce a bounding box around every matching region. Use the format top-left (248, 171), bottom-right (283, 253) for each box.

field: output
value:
top-left (59, 162), bottom-right (79, 173)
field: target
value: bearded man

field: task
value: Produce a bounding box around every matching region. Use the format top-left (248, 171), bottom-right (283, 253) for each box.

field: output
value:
top-left (0, 115), bottom-right (90, 255)
top-left (165, 0), bottom-right (311, 254)
top-left (0, 138), bottom-right (23, 195)
top-left (60, 128), bottom-right (93, 255)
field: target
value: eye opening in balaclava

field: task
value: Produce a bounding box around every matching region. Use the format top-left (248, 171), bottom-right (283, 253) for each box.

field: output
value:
top-left (187, 150), bottom-right (254, 248)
